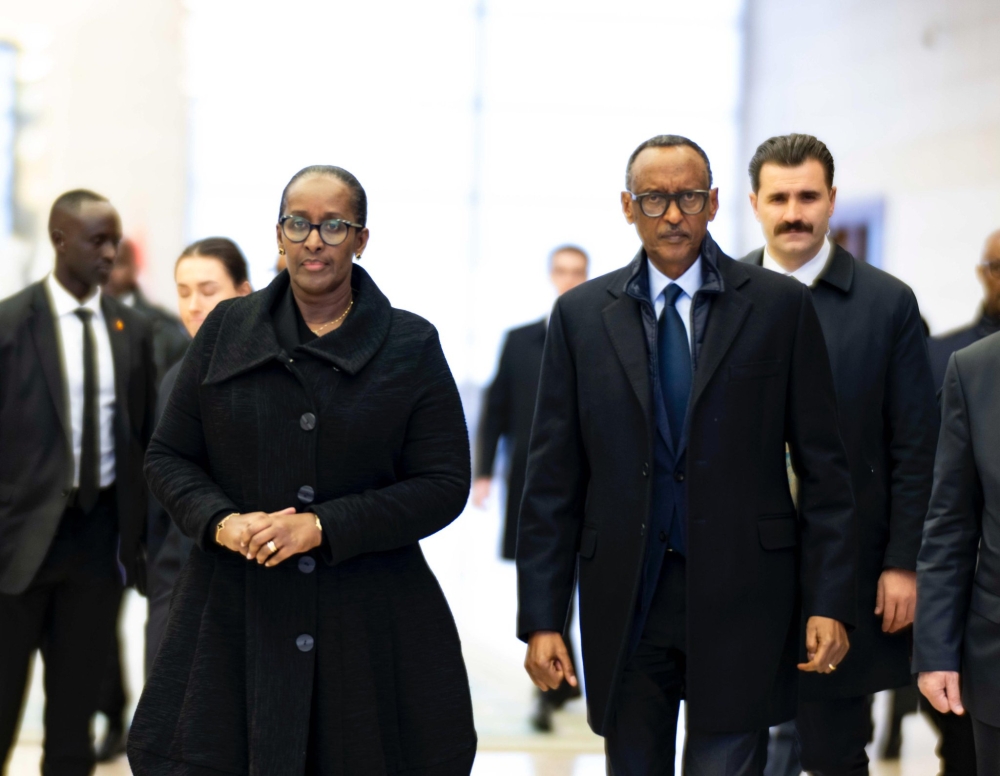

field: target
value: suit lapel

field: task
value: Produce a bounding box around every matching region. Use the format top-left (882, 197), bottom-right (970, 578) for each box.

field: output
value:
top-left (102, 296), bottom-right (130, 435)
top-left (29, 284), bottom-right (71, 439)
top-left (689, 284), bottom-right (751, 416)
top-left (602, 294), bottom-right (652, 425)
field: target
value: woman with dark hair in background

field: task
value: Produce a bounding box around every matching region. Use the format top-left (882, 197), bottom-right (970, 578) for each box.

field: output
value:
top-left (128, 166), bottom-right (477, 775)
top-left (144, 237), bottom-right (252, 672)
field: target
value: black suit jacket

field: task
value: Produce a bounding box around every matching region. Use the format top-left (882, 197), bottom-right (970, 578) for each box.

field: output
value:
top-left (744, 245), bottom-right (939, 698)
top-left (517, 236), bottom-right (857, 735)
top-left (914, 332), bottom-right (1000, 726)
top-left (927, 312), bottom-right (1000, 390)
top-left (475, 319), bottom-right (546, 559)
top-left (0, 280), bottom-right (156, 594)
top-left (132, 288), bottom-right (190, 384)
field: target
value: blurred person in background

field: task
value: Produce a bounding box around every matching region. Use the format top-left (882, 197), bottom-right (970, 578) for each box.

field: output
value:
top-left (144, 237), bottom-right (251, 673)
top-left (744, 134), bottom-right (938, 776)
top-left (128, 165), bottom-right (476, 775)
top-left (915, 331), bottom-right (1000, 776)
top-left (94, 237), bottom-right (192, 761)
top-left (0, 190), bottom-right (155, 776)
top-left (473, 244), bottom-right (588, 732)
top-left (517, 135), bottom-right (857, 775)
top-left (928, 229), bottom-right (1000, 389)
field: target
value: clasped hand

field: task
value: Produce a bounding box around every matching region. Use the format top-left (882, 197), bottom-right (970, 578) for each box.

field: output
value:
top-left (216, 508), bottom-right (323, 567)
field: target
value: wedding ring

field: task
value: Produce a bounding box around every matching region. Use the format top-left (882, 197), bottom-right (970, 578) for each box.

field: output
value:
top-left (828, 663), bottom-right (837, 671)
top-left (267, 540), bottom-right (277, 554)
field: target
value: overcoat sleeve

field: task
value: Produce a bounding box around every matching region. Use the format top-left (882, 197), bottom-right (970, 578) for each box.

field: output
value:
top-left (144, 308), bottom-right (240, 550)
top-left (786, 284), bottom-right (858, 629)
top-left (515, 300), bottom-right (587, 640)
top-left (881, 289), bottom-right (939, 571)
top-left (475, 334), bottom-right (513, 479)
top-left (913, 353), bottom-right (983, 672)
top-left (312, 330), bottom-right (471, 565)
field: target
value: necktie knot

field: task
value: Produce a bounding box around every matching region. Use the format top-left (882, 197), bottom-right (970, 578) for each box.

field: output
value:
top-left (74, 308), bottom-right (94, 324)
top-left (663, 283), bottom-right (684, 307)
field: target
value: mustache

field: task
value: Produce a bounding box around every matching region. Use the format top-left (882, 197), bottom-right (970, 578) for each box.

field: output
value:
top-left (775, 220), bottom-right (813, 235)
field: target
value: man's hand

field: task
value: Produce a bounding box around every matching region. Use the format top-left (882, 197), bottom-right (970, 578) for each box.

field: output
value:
top-left (919, 671), bottom-right (965, 715)
top-left (525, 631), bottom-right (578, 691)
top-left (875, 568), bottom-right (917, 633)
top-left (798, 616), bottom-right (850, 674)
top-left (240, 508), bottom-right (321, 567)
top-left (471, 477), bottom-right (492, 509)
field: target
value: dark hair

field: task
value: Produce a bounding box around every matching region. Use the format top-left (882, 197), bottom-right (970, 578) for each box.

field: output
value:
top-left (549, 244), bottom-right (589, 268)
top-left (177, 236), bottom-right (250, 287)
top-left (625, 135), bottom-right (713, 190)
top-left (48, 189), bottom-right (109, 231)
top-left (278, 165), bottom-right (367, 226)
top-left (748, 134), bottom-right (835, 193)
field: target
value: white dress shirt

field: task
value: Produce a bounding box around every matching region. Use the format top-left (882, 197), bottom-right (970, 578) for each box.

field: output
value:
top-left (762, 237), bottom-right (832, 287)
top-left (45, 274), bottom-right (117, 488)
top-left (648, 255), bottom-right (704, 347)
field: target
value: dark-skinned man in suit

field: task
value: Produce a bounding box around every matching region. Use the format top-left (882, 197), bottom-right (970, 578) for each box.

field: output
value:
top-left (916, 331), bottom-right (1000, 775)
top-left (474, 244), bottom-right (589, 732)
top-left (0, 190), bottom-right (155, 776)
top-left (517, 135), bottom-right (858, 775)
top-left (743, 134), bottom-right (938, 776)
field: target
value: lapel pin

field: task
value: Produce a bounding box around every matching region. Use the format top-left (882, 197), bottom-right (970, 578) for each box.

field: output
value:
top-left (115, 319), bottom-right (125, 331)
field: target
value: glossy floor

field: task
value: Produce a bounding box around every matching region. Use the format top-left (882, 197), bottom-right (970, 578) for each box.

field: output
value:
top-left (9, 498), bottom-right (944, 774)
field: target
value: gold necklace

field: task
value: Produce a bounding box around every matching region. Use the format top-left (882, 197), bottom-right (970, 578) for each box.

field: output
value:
top-left (309, 296), bottom-right (354, 335)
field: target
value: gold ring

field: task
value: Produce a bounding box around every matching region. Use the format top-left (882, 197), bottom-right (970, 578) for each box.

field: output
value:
top-left (828, 663), bottom-right (837, 671)
top-left (267, 540), bottom-right (277, 554)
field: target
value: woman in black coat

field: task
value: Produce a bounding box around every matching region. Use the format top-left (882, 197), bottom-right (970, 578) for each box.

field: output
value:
top-left (128, 166), bottom-right (477, 776)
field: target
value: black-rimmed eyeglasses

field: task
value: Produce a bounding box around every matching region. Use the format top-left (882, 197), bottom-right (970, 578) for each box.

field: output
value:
top-left (628, 190), bottom-right (711, 218)
top-left (279, 215), bottom-right (363, 247)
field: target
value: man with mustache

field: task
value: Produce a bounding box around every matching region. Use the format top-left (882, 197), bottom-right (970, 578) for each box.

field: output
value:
top-left (0, 190), bottom-right (156, 775)
top-left (518, 135), bottom-right (857, 775)
top-left (744, 134), bottom-right (938, 775)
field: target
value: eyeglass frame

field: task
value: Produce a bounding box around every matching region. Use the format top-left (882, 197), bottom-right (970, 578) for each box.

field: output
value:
top-left (980, 260), bottom-right (1000, 279)
top-left (627, 189), bottom-right (712, 218)
top-left (278, 215), bottom-right (365, 246)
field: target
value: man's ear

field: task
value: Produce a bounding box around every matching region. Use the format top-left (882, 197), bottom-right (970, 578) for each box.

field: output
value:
top-left (749, 191), bottom-right (760, 222)
top-left (621, 191), bottom-right (635, 225)
top-left (50, 228), bottom-right (65, 251)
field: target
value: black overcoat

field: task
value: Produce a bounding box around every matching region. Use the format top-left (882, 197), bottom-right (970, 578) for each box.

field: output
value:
top-left (517, 239), bottom-right (858, 735)
top-left (475, 319), bottom-right (546, 559)
top-left (128, 268), bottom-right (477, 776)
top-left (0, 281), bottom-right (155, 594)
top-left (744, 245), bottom-right (939, 698)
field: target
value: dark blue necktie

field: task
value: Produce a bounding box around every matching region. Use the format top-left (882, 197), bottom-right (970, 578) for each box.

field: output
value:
top-left (657, 284), bottom-right (692, 449)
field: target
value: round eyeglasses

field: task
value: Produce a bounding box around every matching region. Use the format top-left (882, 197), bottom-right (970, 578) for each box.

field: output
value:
top-left (279, 215), bottom-right (363, 247)
top-left (629, 190), bottom-right (710, 218)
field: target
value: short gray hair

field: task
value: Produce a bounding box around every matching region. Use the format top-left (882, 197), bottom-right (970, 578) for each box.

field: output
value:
top-left (625, 135), bottom-right (713, 190)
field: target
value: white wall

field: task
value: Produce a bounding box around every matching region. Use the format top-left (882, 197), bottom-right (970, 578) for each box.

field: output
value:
top-left (0, 0), bottom-right (186, 304)
top-left (738, 0), bottom-right (1000, 334)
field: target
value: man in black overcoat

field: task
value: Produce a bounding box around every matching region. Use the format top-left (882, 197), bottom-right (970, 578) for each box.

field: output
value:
top-left (742, 134), bottom-right (938, 775)
top-left (474, 244), bottom-right (589, 730)
top-left (0, 190), bottom-right (155, 775)
top-left (915, 331), bottom-right (1000, 775)
top-left (927, 228), bottom-right (1000, 388)
top-left (517, 135), bottom-right (858, 775)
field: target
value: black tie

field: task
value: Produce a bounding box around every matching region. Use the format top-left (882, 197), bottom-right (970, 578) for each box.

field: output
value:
top-left (75, 309), bottom-right (99, 512)
top-left (657, 284), bottom-right (692, 449)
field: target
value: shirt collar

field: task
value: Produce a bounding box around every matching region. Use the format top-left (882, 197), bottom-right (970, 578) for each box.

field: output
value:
top-left (648, 254), bottom-right (703, 304)
top-left (45, 272), bottom-right (103, 319)
top-left (762, 237), bottom-right (832, 287)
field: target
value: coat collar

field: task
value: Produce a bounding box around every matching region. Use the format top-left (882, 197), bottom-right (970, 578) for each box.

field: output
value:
top-left (743, 241), bottom-right (854, 294)
top-left (615, 231), bottom-right (730, 302)
top-left (204, 265), bottom-right (391, 384)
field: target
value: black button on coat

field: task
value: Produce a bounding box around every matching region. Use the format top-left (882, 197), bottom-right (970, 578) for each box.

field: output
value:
top-left (128, 268), bottom-right (476, 776)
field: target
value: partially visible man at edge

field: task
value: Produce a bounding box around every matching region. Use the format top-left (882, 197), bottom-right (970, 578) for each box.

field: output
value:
top-left (928, 228), bottom-right (1000, 389)
top-left (474, 244), bottom-right (589, 732)
top-left (743, 134), bottom-right (938, 776)
top-left (516, 134), bottom-right (858, 775)
top-left (144, 237), bottom-right (251, 672)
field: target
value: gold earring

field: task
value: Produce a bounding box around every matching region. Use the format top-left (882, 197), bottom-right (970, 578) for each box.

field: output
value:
top-left (278, 247), bottom-right (285, 255)
top-left (355, 253), bottom-right (362, 260)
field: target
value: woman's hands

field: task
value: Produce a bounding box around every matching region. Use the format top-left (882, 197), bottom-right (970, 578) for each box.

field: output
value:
top-left (241, 509), bottom-right (323, 567)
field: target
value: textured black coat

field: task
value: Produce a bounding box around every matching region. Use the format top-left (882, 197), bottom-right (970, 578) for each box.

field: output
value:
top-left (0, 281), bottom-right (155, 594)
top-left (517, 237), bottom-right (858, 735)
top-left (128, 268), bottom-right (476, 776)
top-left (744, 245), bottom-right (939, 698)
top-left (475, 319), bottom-right (546, 559)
